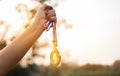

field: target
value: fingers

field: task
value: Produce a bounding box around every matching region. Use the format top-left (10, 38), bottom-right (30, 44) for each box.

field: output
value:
top-left (42, 4), bottom-right (57, 22)
top-left (42, 4), bottom-right (53, 10)
top-left (49, 16), bottom-right (57, 23)
top-left (46, 9), bottom-right (57, 22)
top-left (37, 4), bottom-right (57, 23)
top-left (47, 10), bottom-right (56, 17)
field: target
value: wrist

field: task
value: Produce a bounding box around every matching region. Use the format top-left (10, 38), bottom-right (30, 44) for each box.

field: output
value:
top-left (30, 18), bottom-right (46, 29)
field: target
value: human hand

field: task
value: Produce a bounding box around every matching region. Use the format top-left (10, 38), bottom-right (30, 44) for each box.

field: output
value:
top-left (34, 4), bottom-right (57, 24)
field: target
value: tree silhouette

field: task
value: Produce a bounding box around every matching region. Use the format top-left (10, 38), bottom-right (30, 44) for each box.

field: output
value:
top-left (112, 60), bottom-right (120, 71)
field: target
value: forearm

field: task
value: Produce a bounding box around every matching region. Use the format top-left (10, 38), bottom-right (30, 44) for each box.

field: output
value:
top-left (0, 20), bottom-right (45, 74)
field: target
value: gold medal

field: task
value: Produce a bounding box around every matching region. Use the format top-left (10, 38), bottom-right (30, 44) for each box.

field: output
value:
top-left (50, 23), bottom-right (61, 66)
top-left (50, 41), bottom-right (61, 66)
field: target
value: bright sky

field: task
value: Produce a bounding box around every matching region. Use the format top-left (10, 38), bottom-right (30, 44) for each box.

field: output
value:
top-left (56, 0), bottom-right (120, 65)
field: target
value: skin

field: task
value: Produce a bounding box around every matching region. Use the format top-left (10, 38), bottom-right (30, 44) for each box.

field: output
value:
top-left (0, 4), bottom-right (57, 76)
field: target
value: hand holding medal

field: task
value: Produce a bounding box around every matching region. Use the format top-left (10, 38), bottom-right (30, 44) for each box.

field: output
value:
top-left (44, 5), bottom-right (61, 66)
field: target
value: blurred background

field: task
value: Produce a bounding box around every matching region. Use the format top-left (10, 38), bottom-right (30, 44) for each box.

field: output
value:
top-left (0, 0), bottom-right (120, 76)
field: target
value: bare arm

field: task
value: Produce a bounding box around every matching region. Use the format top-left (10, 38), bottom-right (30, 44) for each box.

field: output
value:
top-left (0, 4), bottom-right (56, 75)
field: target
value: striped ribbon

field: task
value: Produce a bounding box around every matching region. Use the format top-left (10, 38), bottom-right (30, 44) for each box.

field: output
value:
top-left (44, 21), bottom-right (53, 31)
top-left (44, 20), bottom-right (57, 45)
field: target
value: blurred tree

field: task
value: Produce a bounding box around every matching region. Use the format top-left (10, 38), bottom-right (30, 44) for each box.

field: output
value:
top-left (112, 60), bottom-right (120, 71)
top-left (79, 63), bottom-right (104, 71)
top-left (38, 0), bottom-right (47, 4)
top-left (6, 64), bottom-right (41, 76)
top-left (0, 40), bottom-right (6, 50)
top-left (0, 21), bottom-right (9, 50)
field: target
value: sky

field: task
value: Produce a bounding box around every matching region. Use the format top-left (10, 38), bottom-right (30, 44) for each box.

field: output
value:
top-left (56, 0), bottom-right (120, 65)
top-left (0, 0), bottom-right (120, 65)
